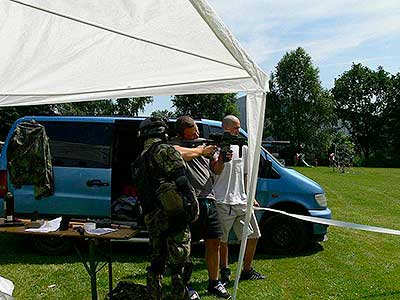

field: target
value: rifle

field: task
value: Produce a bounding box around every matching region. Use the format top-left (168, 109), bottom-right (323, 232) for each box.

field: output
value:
top-left (170, 132), bottom-right (247, 162)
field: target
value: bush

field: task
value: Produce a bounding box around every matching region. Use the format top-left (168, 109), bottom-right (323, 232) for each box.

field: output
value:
top-left (353, 155), bottom-right (400, 168)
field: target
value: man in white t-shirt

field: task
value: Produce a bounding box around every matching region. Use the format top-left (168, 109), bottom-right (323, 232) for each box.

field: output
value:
top-left (214, 115), bottom-right (265, 285)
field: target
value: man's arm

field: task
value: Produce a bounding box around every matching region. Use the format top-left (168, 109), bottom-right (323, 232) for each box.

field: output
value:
top-left (244, 173), bottom-right (260, 207)
top-left (210, 153), bottom-right (225, 175)
top-left (174, 144), bottom-right (217, 161)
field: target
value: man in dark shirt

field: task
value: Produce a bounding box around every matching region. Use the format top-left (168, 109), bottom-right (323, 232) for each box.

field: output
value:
top-left (173, 116), bottom-right (231, 299)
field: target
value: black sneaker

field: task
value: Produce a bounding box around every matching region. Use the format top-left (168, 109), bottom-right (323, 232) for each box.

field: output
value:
top-left (207, 282), bottom-right (231, 299)
top-left (220, 267), bottom-right (231, 286)
top-left (240, 268), bottom-right (265, 281)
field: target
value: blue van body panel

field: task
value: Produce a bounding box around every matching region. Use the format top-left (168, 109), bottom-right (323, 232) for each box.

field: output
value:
top-left (9, 167), bottom-right (111, 217)
top-left (16, 116), bottom-right (145, 124)
top-left (283, 168), bottom-right (324, 194)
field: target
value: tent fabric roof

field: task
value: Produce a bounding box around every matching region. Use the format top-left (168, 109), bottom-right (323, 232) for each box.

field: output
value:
top-left (0, 0), bottom-right (268, 106)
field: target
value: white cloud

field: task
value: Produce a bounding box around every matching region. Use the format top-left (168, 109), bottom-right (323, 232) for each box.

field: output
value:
top-left (208, 0), bottom-right (400, 64)
top-left (305, 15), bottom-right (400, 62)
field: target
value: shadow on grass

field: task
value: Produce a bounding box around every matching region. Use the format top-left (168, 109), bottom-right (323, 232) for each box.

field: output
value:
top-left (360, 291), bottom-right (400, 299)
top-left (225, 241), bottom-right (324, 263)
top-left (0, 235), bottom-right (152, 266)
top-left (0, 235), bottom-right (208, 266)
top-left (0, 233), bottom-right (324, 268)
top-left (120, 244), bottom-right (208, 282)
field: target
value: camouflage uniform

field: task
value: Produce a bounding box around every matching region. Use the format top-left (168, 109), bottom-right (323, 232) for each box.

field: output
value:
top-left (133, 137), bottom-right (191, 300)
top-left (7, 120), bottom-right (54, 199)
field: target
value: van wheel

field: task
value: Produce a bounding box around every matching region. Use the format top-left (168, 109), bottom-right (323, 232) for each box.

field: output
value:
top-left (259, 214), bottom-right (309, 254)
top-left (32, 236), bottom-right (72, 255)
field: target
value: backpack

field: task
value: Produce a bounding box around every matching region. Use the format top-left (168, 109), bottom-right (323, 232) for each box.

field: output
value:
top-left (132, 142), bottom-right (198, 226)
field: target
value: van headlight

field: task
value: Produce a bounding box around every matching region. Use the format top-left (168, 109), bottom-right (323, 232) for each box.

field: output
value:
top-left (314, 193), bottom-right (327, 207)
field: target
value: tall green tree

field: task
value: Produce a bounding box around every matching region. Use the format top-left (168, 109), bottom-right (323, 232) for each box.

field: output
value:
top-left (385, 73), bottom-right (400, 159)
top-left (54, 97), bottom-right (152, 116)
top-left (265, 47), bottom-right (335, 159)
top-left (172, 94), bottom-right (239, 120)
top-left (332, 64), bottom-right (390, 158)
top-left (150, 109), bottom-right (176, 119)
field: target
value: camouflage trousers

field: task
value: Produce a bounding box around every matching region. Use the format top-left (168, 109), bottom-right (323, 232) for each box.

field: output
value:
top-left (144, 208), bottom-right (191, 300)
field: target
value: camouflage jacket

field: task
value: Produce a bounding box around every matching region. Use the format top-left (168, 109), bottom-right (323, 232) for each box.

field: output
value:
top-left (132, 138), bottom-right (187, 214)
top-left (7, 121), bottom-right (54, 199)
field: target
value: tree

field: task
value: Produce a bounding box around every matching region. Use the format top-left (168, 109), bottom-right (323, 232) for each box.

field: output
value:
top-left (172, 94), bottom-right (239, 120)
top-left (385, 73), bottom-right (400, 160)
top-left (332, 64), bottom-right (390, 159)
top-left (113, 97), bottom-right (153, 116)
top-left (0, 97), bottom-right (152, 140)
top-left (265, 47), bottom-right (335, 160)
top-left (0, 104), bottom-right (56, 140)
top-left (330, 131), bottom-right (355, 171)
top-left (150, 109), bottom-right (177, 119)
top-left (54, 97), bottom-right (152, 116)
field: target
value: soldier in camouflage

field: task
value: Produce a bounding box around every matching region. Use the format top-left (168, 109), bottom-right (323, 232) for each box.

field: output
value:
top-left (132, 117), bottom-right (199, 300)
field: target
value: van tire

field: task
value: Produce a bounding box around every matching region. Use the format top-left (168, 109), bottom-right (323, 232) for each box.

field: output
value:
top-left (259, 214), bottom-right (309, 254)
top-left (32, 236), bottom-right (72, 255)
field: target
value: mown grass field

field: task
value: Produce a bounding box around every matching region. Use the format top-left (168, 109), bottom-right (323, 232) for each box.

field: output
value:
top-left (1, 167), bottom-right (399, 300)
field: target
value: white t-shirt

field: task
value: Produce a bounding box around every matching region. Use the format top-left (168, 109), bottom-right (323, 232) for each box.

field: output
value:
top-left (214, 145), bottom-right (248, 205)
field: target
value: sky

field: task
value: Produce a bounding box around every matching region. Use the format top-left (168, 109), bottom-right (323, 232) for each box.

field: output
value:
top-left (143, 0), bottom-right (400, 116)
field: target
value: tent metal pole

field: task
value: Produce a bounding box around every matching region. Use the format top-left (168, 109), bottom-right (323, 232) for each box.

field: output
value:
top-left (233, 91), bottom-right (267, 300)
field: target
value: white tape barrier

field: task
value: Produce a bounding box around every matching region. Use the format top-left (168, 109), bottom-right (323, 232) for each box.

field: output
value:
top-left (253, 207), bottom-right (400, 236)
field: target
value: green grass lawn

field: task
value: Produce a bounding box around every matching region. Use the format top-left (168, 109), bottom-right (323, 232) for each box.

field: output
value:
top-left (1, 167), bottom-right (399, 300)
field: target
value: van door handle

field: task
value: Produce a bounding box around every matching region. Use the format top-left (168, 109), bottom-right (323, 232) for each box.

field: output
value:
top-left (86, 179), bottom-right (110, 187)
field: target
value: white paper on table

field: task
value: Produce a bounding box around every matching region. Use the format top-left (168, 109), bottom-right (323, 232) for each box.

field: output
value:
top-left (85, 228), bottom-right (117, 236)
top-left (25, 217), bottom-right (62, 233)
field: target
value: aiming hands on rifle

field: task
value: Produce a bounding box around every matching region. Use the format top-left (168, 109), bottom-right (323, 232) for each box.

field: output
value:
top-left (200, 144), bottom-right (218, 158)
top-left (200, 145), bottom-right (233, 161)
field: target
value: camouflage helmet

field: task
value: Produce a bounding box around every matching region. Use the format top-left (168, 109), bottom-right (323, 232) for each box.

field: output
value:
top-left (137, 117), bottom-right (168, 139)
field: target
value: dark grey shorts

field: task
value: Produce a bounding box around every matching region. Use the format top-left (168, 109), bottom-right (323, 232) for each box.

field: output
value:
top-left (190, 198), bottom-right (223, 242)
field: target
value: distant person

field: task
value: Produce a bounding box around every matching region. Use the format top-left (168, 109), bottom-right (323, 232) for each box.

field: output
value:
top-left (294, 153), bottom-right (300, 166)
top-left (329, 152), bottom-right (336, 170)
top-left (173, 116), bottom-right (231, 299)
top-left (214, 115), bottom-right (265, 285)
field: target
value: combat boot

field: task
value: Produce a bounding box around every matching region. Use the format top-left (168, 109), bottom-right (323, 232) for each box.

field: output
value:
top-left (171, 272), bottom-right (189, 300)
top-left (147, 270), bottom-right (163, 300)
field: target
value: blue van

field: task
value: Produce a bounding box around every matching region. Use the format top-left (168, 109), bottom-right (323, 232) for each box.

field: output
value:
top-left (0, 116), bottom-right (331, 254)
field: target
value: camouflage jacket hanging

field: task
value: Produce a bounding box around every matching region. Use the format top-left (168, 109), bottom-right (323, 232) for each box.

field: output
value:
top-left (7, 120), bottom-right (54, 199)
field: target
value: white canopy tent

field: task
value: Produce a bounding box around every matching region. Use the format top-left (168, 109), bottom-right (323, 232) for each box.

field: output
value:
top-left (0, 0), bottom-right (268, 298)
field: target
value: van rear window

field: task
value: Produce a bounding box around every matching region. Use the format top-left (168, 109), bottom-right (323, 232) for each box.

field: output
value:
top-left (40, 121), bottom-right (113, 168)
